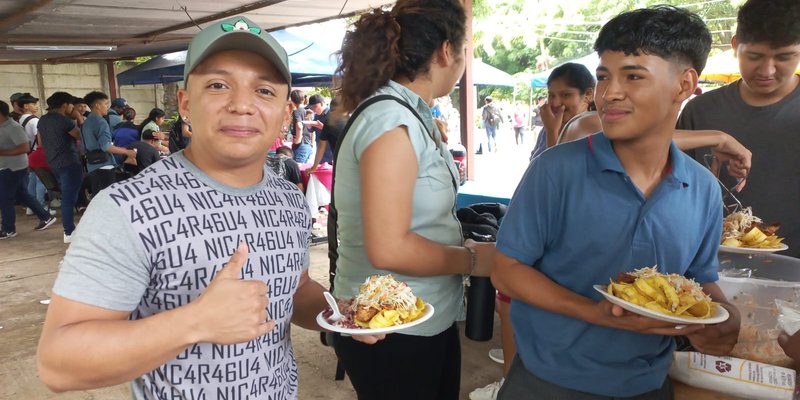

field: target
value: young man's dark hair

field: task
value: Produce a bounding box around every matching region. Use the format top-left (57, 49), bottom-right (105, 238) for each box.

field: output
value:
top-left (141, 129), bottom-right (157, 141)
top-left (736, 0), bottom-right (800, 47)
top-left (594, 5), bottom-right (712, 74)
top-left (307, 94), bottom-right (324, 108)
top-left (83, 91), bottom-right (108, 108)
top-left (46, 92), bottom-right (75, 111)
top-left (0, 100), bottom-right (9, 117)
top-left (276, 146), bottom-right (293, 157)
top-left (290, 89), bottom-right (304, 105)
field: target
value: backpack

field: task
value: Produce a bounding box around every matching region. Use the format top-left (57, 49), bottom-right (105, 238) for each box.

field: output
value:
top-left (483, 105), bottom-right (501, 127)
top-left (488, 107), bottom-right (501, 127)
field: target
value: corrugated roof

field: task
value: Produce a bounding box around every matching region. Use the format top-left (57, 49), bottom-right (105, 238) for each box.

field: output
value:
top-left (0, 0), bottom-right (394, 63)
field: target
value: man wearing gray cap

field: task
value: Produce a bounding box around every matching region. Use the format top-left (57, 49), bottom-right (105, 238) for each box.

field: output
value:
top-left (9, 92), bottom-right (24, 122)
top-left (38, 16), bottom-right (336, 399)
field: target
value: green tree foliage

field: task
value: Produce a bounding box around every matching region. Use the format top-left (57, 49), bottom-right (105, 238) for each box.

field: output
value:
top-left (473, 0), bottom-right (741, 101)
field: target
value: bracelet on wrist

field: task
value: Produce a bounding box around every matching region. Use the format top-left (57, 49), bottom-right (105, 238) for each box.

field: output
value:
top-left (463, 246), bottom-right (477, 285)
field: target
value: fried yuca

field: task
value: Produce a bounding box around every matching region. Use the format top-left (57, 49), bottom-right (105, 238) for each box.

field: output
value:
top-left (607, 267), bottom-right (715, 319)
top-left (350, 275), bottom-right (425, 329)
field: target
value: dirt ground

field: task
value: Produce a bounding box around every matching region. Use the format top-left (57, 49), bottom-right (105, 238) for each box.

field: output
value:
top-left (0, 209), bottom-right (505, 400)
top-left (0, 208), bottom-right (730, 400)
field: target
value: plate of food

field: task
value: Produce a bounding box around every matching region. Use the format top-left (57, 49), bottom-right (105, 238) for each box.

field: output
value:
top-left (719, 207), bottom-right (787, 254)
top-left (317, 275), bottom-right (434, 335)
top-left (594, 267), bottom-right (729, 325)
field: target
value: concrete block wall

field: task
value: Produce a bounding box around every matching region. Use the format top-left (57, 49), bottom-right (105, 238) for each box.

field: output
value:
top-left (0, 62), bottom-right (163, 124)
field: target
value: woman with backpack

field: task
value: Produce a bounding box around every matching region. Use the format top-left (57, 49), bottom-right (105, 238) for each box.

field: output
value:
top-left (330, 1), bottom-right (494, 399)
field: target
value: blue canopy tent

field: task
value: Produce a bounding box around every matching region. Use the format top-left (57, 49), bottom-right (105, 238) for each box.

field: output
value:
top-left (530, 53), bottom-right (599, 88)
top-left (117, 29), bottom-right (339, 86)
top-left (118, 30), bottom-right (515, 88)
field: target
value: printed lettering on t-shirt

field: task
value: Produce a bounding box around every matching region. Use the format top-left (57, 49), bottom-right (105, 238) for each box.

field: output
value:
top-left (112, 155), bottom-right (309, 399)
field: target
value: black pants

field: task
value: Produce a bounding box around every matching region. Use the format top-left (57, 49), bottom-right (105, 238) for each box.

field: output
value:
top-left (332, 323), bottom-right (461, 400)
top-left (87, 168), bottom-right (116, 195)
top-left (498, 355), bottom-right (674, 400)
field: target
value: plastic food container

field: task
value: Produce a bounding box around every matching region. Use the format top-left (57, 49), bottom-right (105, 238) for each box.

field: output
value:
top-left (717, 252), bottom-right (800, 367)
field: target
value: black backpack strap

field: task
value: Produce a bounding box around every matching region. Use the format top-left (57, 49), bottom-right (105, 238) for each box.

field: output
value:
top-left (327, 94), bottom-right (431, 291)
top-left (21, 115), bottom-right (35, 128)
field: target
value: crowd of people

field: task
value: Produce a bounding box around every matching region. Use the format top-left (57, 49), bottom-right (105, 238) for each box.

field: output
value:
top-left (0, 0), bottom-right (795, 399)
top-left (0, 90), bottom-right (191, 243)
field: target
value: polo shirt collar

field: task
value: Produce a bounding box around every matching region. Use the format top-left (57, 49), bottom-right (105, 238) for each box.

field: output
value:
top-left (588, 132), bottom-right (690, 186)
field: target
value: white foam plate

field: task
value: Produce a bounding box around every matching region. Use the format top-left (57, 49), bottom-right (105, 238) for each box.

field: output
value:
top-left (593, 285), bottom-right (729, 325)
top-left (316, 303), bottom-right (434, 335)
top-left (719, 243), bottom-right (788, 254)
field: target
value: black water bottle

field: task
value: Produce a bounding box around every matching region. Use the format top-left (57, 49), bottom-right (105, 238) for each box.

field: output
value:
top-left (465, 232), bottom-right (496, 341)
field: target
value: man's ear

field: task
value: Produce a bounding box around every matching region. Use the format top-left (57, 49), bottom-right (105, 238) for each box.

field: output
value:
top-left (731, 35), bottom-right (739, 57)
top-left (177, 89), bottom-right (189, 119)
top-left (284, 101), bottom-right (292, 125)
top-left (676, 67), bottom-right (699, 104)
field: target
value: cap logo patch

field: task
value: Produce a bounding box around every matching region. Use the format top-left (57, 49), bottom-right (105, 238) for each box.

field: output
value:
top-left (221, 19), bottom-right (261, 34)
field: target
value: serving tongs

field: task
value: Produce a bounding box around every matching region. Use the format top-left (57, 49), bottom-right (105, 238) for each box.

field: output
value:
top-left (703, 154), bottom-right (744, 215)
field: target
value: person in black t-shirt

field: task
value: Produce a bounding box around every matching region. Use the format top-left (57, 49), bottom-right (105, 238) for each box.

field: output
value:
top-left (307, 97), bottom-right (348, 175)
top-left (125, 130), bottom-right (162, 175)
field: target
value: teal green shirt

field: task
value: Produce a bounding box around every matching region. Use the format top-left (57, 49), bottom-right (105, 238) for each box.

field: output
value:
top-left (332, 81), bottom-right (464, 336)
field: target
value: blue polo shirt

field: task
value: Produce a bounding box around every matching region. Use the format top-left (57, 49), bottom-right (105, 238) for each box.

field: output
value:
top-left (497, 132), bottom-right (722, 397)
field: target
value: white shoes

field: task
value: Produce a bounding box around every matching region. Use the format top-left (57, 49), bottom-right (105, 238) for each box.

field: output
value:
top-left (469, 380), bottom-right (502, 400)
top-left (26, 208), bottom-right (34, 216)
top-left (63, 233), bottom-right (72, 244)
top-left (489, 348), bottom-right (504, 364)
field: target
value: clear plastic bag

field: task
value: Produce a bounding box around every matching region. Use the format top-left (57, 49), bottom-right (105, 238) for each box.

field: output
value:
top-left (777, 299), bottom-right (800, 336)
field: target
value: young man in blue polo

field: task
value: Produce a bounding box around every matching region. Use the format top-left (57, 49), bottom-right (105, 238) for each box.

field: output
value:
top-left (492, 7), bottom-right (741, 399)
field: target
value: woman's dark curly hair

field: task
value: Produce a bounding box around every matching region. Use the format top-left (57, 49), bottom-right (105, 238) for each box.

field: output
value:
top-left (336, 0), bottom-right (466, 112)
top-left (736, 0), bottom-right (800, 48)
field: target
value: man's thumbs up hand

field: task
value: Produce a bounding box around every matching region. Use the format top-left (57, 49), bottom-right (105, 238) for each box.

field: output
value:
top-left (190, 242), bottom-right (275, 344)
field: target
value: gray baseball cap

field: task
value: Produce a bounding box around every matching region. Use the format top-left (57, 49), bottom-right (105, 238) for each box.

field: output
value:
top-left (183, 16), bottom-right (291, 90)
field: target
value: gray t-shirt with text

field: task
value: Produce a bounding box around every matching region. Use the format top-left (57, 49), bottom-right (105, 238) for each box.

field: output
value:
top-left (52, 151), bottom-right (312, 400)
